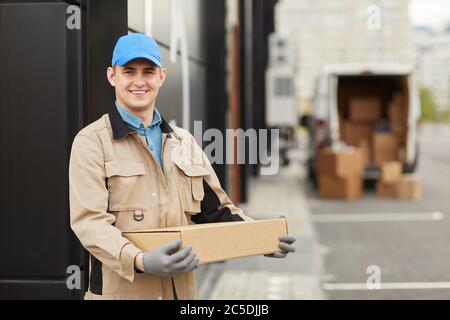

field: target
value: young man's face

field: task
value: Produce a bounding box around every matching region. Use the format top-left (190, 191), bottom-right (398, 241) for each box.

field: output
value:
top-left (107, 58), bottom-right (166, 112)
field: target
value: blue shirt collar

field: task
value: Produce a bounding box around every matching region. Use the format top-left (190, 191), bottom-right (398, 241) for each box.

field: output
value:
top-left (115, 102), bottom-right (162, 130)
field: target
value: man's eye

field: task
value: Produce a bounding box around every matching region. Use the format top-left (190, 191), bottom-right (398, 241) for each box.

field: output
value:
top-left (124, 70), bottom-right (132, 74)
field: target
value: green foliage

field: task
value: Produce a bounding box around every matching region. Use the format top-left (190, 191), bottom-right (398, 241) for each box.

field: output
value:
top-left (420, 86), bottom-right (437, 122)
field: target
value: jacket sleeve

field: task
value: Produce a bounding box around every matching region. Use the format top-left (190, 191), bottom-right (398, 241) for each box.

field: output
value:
top-left (69, 134), bottom-right (142, 283)
top-left (186, 134), bottom-right (254, 224)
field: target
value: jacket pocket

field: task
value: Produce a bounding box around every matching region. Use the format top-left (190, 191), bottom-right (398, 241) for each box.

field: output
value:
top-left (173, 160), bottom-right (210, 214)
top-left (105, 161), bottom-right (146, 178)
top-left (105, 161), bottom-right (148, 211)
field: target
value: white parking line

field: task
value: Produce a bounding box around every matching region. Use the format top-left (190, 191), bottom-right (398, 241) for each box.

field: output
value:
top-left (312, 211), bottom-right (444, 223)
top-left (323, 282), bottom-right (450, 291)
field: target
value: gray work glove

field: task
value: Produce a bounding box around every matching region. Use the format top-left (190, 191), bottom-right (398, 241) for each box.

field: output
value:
top-left (265, 234), bottom-right (296, 258)
top-left (265, 215), bottom-right (296, 258)
top-left (142, 240), bottom-right (199, 276)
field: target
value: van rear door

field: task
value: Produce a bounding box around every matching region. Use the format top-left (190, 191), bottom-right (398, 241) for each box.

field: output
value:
top-left (406, 74), bottom-right (421, 166)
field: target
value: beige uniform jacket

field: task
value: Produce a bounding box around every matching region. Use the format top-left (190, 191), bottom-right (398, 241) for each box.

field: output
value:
top-left (69, 106), bottom-right (250, 300)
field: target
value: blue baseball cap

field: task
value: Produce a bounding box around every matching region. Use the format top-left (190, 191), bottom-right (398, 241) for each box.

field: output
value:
top-left (112, 33), bottom-right (161, 68)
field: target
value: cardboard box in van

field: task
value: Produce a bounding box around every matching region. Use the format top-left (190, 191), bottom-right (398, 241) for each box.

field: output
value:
top-left (388, 101), bottom-right (406, 124)
top-left (317, 147), bottom-right (364, 177)
top-left (357, 139), bottom-right (372, 167)
top-left (388, 101), bottom-right (407, 144)
top-left (380, 161), bottom-right (402, 183)
top-left (373, 133), bottom-right (399, 165)
top-left (349, 97), bottom-right (382, 122)
top-left (343, 122), bottom-right (374, 146)
top-left (123, 219), bottom-right (288, 264)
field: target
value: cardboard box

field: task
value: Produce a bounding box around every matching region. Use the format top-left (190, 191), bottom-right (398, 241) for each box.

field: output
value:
top-left (357, 139), bottom-right (372, 167)
top-left (388, 101), bottom-right (405, 123)
top-left (123, 219), bottom-right (288, 264)
top-left (376, 182), bottom-right (398, 198)
top-left (390, 122), bottom-right (406, 144)
top-left (391, 91), bottom-right (404, 104)
top-left (380, 161), bottom-right (402, 183)
top-left (343, 122), bottom-right (374, 146)
top-left (397, 174), bottom-right (421, 200)
top-left (318, 175), bottom-right (362, 200)
top-left (398, 146), bottom-right (406, 162)
top-left (349, 97), bottom-right (382, 122)
top-left (317, 147), bottom-right (364, 177)
top-left (374, 148), bottom-right (398, 166)
top-left (373, 133), bottom-right (399, 165)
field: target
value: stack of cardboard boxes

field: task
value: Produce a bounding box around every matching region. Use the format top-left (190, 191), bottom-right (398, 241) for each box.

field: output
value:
top-left (341, 96), bottom-right (403, 167)
top-left (317, 93), bottom-right (421, 201)
top-left (317, 146), bottom-right (363, 200)
top-left (388, 92), bottom-right (407, 145)
top-left (377, 161), bottom-right (421, 200)
top-left (373, 132), bottom-right (399, 165)
top-left (342, 97), bottom-right (380, 168)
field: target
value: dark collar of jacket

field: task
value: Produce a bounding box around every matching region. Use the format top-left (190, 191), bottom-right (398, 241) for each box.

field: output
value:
top-left (108, 104), bottom-right (175, 140)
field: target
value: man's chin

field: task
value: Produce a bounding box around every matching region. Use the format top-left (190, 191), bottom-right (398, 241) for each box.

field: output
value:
top-left (126, 103), bottom-right (152, 112)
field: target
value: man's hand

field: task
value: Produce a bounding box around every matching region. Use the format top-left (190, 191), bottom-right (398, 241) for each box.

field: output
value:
top-left (135, 240), bottom-right (199, 276)
top-left (265, 214), bottom-right (296, 258)
top-left (265, 234), bottom-right (296, 258)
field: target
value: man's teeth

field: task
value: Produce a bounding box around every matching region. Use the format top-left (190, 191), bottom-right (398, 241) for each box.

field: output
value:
top-left (131, 90), bottom-right (147, 94)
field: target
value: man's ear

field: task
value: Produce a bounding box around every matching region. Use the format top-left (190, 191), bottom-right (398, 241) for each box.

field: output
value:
top-left (106, 67), bottom-right (116, 87)
top-left (159, 68), bottom-right (167, 87)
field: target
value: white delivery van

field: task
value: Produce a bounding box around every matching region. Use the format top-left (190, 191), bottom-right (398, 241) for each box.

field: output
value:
top-left (306, 63), bottom-right (421, 182)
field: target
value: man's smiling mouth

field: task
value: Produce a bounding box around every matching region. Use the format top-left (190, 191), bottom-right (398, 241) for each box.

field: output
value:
top-left (129, 90), bottom-right (149, 96)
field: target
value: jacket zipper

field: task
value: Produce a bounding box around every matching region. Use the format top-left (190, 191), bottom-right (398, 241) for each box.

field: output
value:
top-left (134, 134), bottom-right (167, 299)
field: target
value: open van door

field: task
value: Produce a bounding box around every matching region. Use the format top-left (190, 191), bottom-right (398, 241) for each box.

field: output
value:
top-left (406, 74), bottom-right (421, 169)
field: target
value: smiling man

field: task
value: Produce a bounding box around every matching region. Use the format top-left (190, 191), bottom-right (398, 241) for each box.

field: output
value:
top-left (68, 33), bottom-right (296, 300)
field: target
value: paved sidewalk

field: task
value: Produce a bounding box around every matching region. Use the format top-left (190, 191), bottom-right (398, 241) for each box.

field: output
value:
top-left (197, 163), bottom-right (325, 299)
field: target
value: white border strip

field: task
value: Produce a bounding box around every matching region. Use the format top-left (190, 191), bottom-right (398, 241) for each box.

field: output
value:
top-left (324, 281), bottom-right (450, 290)
top-left (312, 211), bottom-right (444, 223)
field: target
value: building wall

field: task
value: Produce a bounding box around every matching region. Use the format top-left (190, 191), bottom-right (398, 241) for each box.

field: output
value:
top-left (416, 30), bottom-right (450, 113)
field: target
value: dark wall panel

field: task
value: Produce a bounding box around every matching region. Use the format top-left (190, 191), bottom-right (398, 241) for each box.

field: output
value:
top-left (0, 2), bottom-right (81, 299)
top-left (82, 0), bottom-right (128, 123)
top-left (0, 0), bottom-right (128, 299)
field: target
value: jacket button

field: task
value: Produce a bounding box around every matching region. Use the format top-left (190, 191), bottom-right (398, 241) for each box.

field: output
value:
top-left (152, 192), bottom-right (157, 196)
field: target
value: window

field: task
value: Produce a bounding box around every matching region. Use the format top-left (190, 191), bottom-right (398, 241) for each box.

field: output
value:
top-left (274, 77), bottom-right (294, 97)
top-left (277, 55), bottom-right (286, 64)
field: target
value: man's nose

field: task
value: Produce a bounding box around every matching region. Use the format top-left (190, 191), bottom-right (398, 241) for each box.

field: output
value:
top-left (133, 73), bottom-right (146, 87)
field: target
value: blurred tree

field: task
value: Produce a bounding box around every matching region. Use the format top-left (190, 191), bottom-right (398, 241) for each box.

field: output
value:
top-left (420, 86), bottom-right (437, 122)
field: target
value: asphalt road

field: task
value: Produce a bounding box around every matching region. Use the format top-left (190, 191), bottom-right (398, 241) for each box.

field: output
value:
top-left (308, 124), bottom-right (450, 299)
